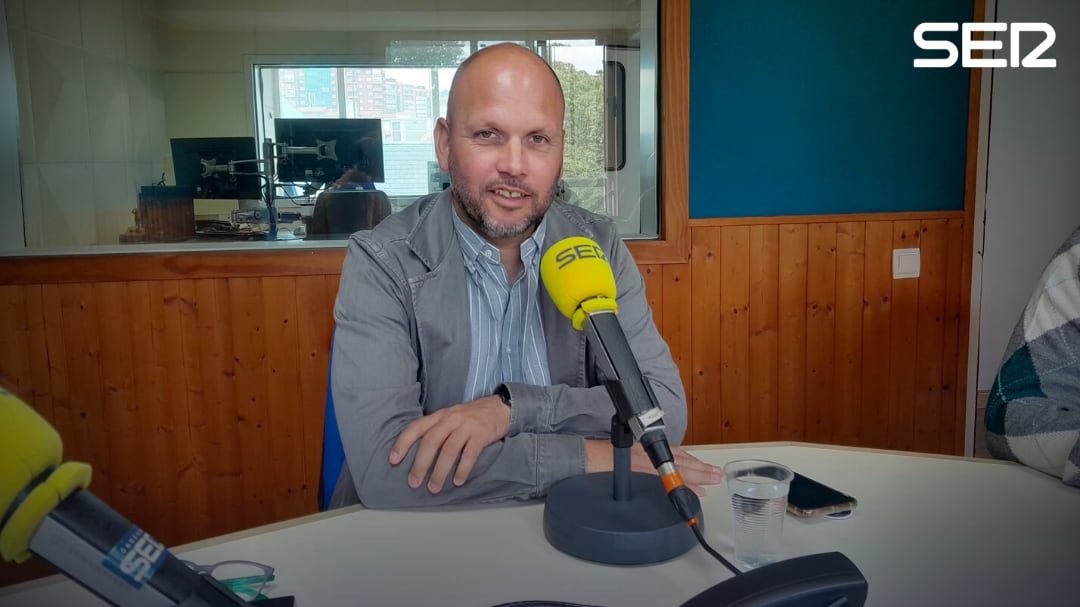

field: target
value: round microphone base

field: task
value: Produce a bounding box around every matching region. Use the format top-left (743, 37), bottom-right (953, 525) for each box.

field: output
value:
top-left (543, 471), bottom-right (701, 565)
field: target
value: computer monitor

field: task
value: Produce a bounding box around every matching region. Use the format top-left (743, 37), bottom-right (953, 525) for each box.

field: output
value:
top-left (170, 137), bottom-right (262, 200)
top-left (274, 118), bottom-right (384, 185)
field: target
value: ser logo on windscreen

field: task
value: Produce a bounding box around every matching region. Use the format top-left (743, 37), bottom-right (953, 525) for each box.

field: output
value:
top-left (555, 243), bottom-right (607, 269)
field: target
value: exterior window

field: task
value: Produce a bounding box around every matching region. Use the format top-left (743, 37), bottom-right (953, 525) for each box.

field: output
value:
top-left (0, 1), bottom-right (659, 250)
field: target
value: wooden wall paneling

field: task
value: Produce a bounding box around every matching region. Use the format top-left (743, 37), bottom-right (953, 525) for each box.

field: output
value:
top-left (941, 219), bottom-right (965, 454)
top-left (861, 221), bottom-right (893, 448)
top-left (92, 282), bottom-right (142, 525)
top-left (0, 286), bottom-right (16, 387)
top-left (0, 287), bottom-right (30, 399)
top-left (41, 285), bottom-right (73, 475)
top-left (0, 250), bottom-right (349, 285)
top-left (261, 276), bottom-right (311, 520)
top-left (777, 224), bottom-right (808, 440)
top-left (177, 279), bottom-right (212, 540)
top-left (805, 224), bottom-right (837, 443)
top-left (887, 221), bottom-right (921, 450)
top-left (295, 275), bottom-right (334, 509)
top-left (661, 263), bottom-right (694, 443)
top-left (640, 265), bottom-right (664, 334)
top-left (688, 210), bottom-right (962, 229)
top-left (149, 280), bottom-right (197, 543)
top-left (719, 226), bottom-right (750, 442)
top-left (914, 221), bottom-right (948, 453)
top-left (748, 225), bottom-right (779, 442)
top-left (0, 277), bottom-right (59, 597)
top-left (58, 283), bottom-right (112, 507)
top-left (24, 286), bottom-right (54, 425)
top-left (125, 281), bottom-right (159, 536)
top-left (228, 277), bottom-right (275, 529)
top-left (195, 278), bottom-right (245, 536)
top-left (690, 227), bottom-right (723, 443)
top-left (833, 223), bottom-right (865, 445)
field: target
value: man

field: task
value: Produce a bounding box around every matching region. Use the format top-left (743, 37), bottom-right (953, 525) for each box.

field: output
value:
top-left (329, 43), bottom-right (720, 508)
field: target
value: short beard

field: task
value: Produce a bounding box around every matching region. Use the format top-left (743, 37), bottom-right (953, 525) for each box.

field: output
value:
top-left (449, 165), bottom-right (559, 241)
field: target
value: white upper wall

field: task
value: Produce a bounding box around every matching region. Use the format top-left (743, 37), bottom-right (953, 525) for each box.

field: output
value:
top-left (978, 0), bottom-right (1080, 389)
top-left (3, 0), bottom-right (166, 249)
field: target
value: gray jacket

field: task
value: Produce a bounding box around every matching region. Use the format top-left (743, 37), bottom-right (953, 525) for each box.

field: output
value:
top-left (329, 190), bottom-right (686, 508)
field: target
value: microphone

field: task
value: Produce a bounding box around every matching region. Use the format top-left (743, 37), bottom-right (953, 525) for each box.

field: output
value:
top-left (540, 239), bottom-right (870, 605)
top-left (0, 387), bottom-right (249, 606)
top-left (540, 236), bottom-right (699, 524)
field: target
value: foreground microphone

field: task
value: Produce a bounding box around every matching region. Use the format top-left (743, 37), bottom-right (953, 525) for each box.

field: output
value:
top-left (540, 237), bottom-right (699, 524)
top-left (0, 388), bottom-right (247, 606)
top-left (539, 242), bottom-right (869, 604)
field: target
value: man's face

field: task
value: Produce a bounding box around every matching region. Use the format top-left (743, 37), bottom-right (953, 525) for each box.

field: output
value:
top-left (435, 51), bottom-right (565, 243)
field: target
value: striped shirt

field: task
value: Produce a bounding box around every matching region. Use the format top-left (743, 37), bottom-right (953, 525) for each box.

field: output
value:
top-left (452, 210), bottom-right (551, 403)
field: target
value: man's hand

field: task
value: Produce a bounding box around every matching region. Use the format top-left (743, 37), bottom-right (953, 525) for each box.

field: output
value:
top-left (584, 440), bottom-right (723, 496)
top-left (389, 396), bottom-right (511, 493)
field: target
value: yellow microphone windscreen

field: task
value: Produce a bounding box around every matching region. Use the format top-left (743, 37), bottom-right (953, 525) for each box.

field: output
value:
top-left (0, 388), bottom-right (91, 564)
top-left (541, 237), bottom-right (618, 329)
top-left (0, 388), bottom-right (63, 518)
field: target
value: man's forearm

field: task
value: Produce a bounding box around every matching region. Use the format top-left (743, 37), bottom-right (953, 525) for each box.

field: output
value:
top-left (503, 379), bottom-right (685, 443)
top-left (504, 383), bottom-right (611, 437)
top-left (352, 431), bottom-right (586, 508)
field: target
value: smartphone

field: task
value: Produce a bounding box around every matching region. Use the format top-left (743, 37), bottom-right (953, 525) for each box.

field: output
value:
top-left (787, 472), bottom-right (858, 518)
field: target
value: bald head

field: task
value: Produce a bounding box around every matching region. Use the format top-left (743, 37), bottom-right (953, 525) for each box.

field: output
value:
top-left (433, 42), bottom-right (566, 246)
top-left (446, 43), bottom-right (565, 124)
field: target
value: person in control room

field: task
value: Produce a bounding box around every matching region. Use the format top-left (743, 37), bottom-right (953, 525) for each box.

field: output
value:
top-left (307, 137), bottom-right (391, 237)
top-left (327, 43), bottom-right (722, 509)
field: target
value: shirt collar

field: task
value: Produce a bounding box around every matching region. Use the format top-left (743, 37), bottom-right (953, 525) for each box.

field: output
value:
top-left (452, 206), bottom-right (549, 271)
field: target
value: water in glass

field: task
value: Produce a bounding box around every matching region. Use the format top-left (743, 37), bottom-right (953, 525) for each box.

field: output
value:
top-left (729, 474), bottom-right (789, 568)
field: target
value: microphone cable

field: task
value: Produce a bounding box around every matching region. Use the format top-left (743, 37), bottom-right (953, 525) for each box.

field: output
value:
top-left (688, 519), bottom-right (741, 576)
top-left (656, 460), bottom-right (741, 577)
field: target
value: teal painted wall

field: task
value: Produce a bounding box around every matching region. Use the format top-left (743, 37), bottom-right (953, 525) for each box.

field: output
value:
top-left (689, 0), bottom-right (973, 218)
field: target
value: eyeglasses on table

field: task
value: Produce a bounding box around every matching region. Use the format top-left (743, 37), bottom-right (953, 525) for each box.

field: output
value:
top-left (181, 559), bottom-right (276, 601)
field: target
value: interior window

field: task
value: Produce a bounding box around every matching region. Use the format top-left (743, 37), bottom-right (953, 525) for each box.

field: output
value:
top-left (0, 1), bottom-right (659, 250)
top-left (251, 38), bottom-right (651, 239)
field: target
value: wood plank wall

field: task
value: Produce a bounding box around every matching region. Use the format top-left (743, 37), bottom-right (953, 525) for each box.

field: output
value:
top-left (660, 214), bottom-right (967, 453)
top-left (0, 274), bottom-right (338, 542)
top-left (0, 211), bottom-right (969, 588)
top-left (0, 261), bottom-right (344, 586)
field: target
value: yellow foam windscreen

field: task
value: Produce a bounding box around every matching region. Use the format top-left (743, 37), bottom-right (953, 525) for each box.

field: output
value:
top-left (0, 388), bottom-right (62, 518)
top-left (540, 237), bottom-right (618, 330)
top-left (0, 388), bottom-right (90, 563)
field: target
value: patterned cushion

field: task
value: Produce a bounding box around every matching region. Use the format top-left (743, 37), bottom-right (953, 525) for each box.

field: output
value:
top-left (986, 227), bottom-right (1080, 487)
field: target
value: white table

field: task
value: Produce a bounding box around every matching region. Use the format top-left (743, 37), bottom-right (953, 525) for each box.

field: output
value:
top-left (2, 443), bottom-right (1077, 607)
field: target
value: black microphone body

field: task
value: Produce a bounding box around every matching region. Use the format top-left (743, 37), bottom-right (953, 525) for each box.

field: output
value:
top-left (581, 308), bottom-right (700, 521)
top-left (584, 310), bottom-right (673, 462)
top-left (22, 487), bottom-right (246, 606)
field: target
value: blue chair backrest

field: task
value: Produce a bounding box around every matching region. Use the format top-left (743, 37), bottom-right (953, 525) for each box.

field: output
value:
top-left (319, 345), bottom-right (346, 511)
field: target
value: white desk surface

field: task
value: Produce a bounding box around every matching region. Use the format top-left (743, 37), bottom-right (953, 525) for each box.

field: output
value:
top-left (1, 443), bottom-right (1077, 607)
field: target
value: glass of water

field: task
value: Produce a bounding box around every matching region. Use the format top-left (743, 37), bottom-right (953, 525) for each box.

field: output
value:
top-left (723, 459), bottom-right (794, 569)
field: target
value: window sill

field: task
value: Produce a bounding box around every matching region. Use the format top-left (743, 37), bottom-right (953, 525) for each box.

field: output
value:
top-left (0, 238), bottom-right (349, 259)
